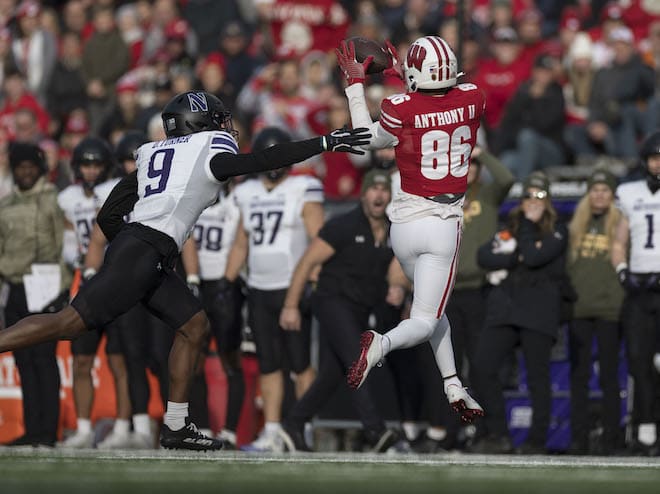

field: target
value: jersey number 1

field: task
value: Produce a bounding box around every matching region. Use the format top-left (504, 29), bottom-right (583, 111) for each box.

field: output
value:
top-left (145, 148), bottom-right (174, 197)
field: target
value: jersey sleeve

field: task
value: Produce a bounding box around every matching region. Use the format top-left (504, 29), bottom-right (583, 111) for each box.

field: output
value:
top-left (379, 97), bottom-right (404, 137)
top-left (205, 131), bottom-right (240, 183)
top-left (302, 176), bottom-right (324, 203)
top-left (57, 188), bottom-right (75, 225)
top-left (614, 184), bottom-right (631, 218)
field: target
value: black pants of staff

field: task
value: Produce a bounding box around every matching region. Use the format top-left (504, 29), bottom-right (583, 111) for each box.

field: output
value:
top-left (4, 283), bottom-right (60, 445)
top-left (569, 318), bottom-right (622, 449)
top-left (287, 295), bottom-right (386, 438)
top-left (474, 324), bottom-right (554, 447)
top-left (622, 291), bottom-right (660, 425)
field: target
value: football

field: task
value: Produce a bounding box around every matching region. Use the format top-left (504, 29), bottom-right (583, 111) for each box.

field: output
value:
top-left (345, 37), bottom-right (391, 74)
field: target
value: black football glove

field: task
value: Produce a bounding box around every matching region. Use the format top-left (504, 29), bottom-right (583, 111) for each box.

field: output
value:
top-left (322, 127), bottom-right (372, 155)
top-left (617, 265), bottom-right (643, 291)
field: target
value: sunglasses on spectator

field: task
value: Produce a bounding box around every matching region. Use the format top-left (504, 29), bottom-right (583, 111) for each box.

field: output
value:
top-left (522, 190), bottom-right (548, 200)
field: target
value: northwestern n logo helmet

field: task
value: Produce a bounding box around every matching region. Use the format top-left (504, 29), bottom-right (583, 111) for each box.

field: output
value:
top-left (187, 92), bottom-right (208, 113)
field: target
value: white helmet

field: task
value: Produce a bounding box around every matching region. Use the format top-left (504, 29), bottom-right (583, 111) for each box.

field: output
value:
top-left (403, 36), bottom-right (458, 92)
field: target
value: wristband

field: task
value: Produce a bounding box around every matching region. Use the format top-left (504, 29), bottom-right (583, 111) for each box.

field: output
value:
top-left (186, 274), bottom-right (201, 285)
top-left (83, 268), bottom-right (97, 280)
top-left (615, 262), bottom-right (628, 274)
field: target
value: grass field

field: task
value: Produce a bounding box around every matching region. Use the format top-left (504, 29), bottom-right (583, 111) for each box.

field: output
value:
top-left (2, 449), bottom-right (660, 494)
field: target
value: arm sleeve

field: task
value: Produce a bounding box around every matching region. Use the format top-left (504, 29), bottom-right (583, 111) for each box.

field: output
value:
top-left (517, 220), bottom-right (568, 267)
top-left (209, 138), bottom-right (324, 182)
top-left (96, 171), bottom-right (139, 242)
top-left (344, 83), bottom-right (398, 149)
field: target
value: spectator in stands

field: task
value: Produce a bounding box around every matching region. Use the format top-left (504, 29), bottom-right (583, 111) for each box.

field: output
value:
top-left (135, 76), bottom-right (173, 134)
top-left (611, 131), bottom-right (660, 456)
top-left (81, 5), bottom-right (130, 133)
top-left (255, 0), bottom-right (350, 58)
top-left (115, 2), bottom-right (145, 69)
top-left (13, 107), bottom-right (41, 143)
top-left (279, 168), bottom-right (403, 453)
top-left (0, 126), bottom-right (11, 200)
top-left (62, 0), bottom-right (89, 39)
top-left (563, 32), bottom-right (597, 163)
top-left (142, 0), bottom-right (197, 65)
top-left (471, 172), bottom-right (567, 454)
top-left (516, 8), bottom-right (552, 67)
top-left (570, 26), bottom-right (655, 160)
top-left (46, 31), bottom-right (87, 137)
top-left (182, 0), bottom-right (242, 55)
top-left (0, 143), bottom-right (65, 447)
top-left (496, 53), bottom-right (566, 179)
top-left (642, 20), bottom-right (660, 133)
top-left (237, 58), bottom-right (315, 139)
top-left (0, 69), bottom-right (49, 138)
top-left (40, 138), bottom-right (71, 191)
top-left (389, 0), bottom-right (443, 43)
top-left (163, 18), bottom-right (196, 73)
top-left (0, 28), bottom-right (18, 92)
top-left (11, 1), bottom-right (57, 103)
top-left (216, 21), bottom-right (263, 111)
top-left (473, 27), bottom-right (531, 148)
top-left (98, 75), bottom-right (141, 142)
top-left (567, 168), bottom-right (624, 455)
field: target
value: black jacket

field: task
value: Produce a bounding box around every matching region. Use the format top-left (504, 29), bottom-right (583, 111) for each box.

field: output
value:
top-left (477, 216), bottom-right (568, 338)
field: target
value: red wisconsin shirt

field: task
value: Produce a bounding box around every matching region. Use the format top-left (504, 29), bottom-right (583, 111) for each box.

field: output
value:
top-left (264, 0), bottom-right (349, 56)
top-left (379, 84), bottom-right (485, 197)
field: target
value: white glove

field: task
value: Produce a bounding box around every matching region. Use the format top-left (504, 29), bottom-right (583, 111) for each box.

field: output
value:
top-left (487, 269), bottom-right (509, 286)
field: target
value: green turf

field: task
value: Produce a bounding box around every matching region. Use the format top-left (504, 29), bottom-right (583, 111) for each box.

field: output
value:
top-left (1, 450), bottom-right (659, 494)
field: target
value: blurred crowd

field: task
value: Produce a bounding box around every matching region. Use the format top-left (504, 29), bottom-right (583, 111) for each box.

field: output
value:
top-left (0, 0), bottom-right (659, 455)
top-left (0, 0), bottom-right (656, 201)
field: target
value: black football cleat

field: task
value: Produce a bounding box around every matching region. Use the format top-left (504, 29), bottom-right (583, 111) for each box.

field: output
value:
top-left (280, 421), bottom-right (311, 452)
top-left (160, 421), bottom-right (224, 451)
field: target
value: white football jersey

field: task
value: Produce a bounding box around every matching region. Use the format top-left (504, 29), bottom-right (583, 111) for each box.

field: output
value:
top-left (616, 180), bottom-right (660, 273)
top-left (193, 190), bottom-right (241, 280)
top-left (234, 175), bottom-right (324, 290)
top-left (131, 131), bottom-right (238, 250)
top-left (57, 178), bottom-right (119, 255)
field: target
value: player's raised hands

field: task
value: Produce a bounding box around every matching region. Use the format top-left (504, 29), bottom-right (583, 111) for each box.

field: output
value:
top-left (336, 40), bottom-right (373, 85)
top-left (383, 40), bottom-right (404, 81)
top-left (322, 127), bottom-right (372, 154)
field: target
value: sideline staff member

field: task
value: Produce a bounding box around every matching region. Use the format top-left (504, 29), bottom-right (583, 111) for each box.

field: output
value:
top-left (279, 168), bottom-right (407, 452)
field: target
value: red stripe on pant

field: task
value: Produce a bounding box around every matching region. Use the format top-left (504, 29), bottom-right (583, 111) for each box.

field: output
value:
top-left (436, 221), bottom-right (461, 318)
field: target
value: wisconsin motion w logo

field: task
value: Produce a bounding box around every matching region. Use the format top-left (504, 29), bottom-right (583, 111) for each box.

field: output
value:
top-left (406, 44), bottom-right (427, 71)
top-left (187, 92), bottom-right (208, 112)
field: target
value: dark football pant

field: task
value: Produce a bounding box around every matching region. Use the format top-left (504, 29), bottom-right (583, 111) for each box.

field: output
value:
top-left (4, 283), bottom-right (60, 445)
top-left (569, 318), bottom-right (621, 447)
top-left (622, 291), bottom-right (660, 424)
top-left (287, 295), bottom-right (386, 437)
top-left (72, 224), bottom-right (202, 331)
top-left (201, 279), bottom-right (245, 432)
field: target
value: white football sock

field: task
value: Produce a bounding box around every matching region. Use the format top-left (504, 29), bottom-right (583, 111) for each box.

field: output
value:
top-left (638, 423), bottom-right (657, 445)
top-left (426, 427), bottom-right (447, 441)
top-left (133, 414), bottom-right (151, 436)
top-left (164, 401), bottom-right (188, 431)
top-left (264, 422), bottom-right (281, 435)
top-left (77, 418), bottom-right (92, 434)
top-left (113, 418), bottom-right (130, 436)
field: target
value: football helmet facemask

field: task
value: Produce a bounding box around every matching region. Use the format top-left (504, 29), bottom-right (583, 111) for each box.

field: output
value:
top-left (161, 91), bottom-right (237, 139)
top-left (115, 130), bottom-right (148, 176)
top-left (403, 36), bottom-right (460, 92)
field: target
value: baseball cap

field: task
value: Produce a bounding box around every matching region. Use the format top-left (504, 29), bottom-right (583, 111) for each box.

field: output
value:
top-left (601, 2), bottom-right (624, 22)
top-left (361, 168), bottom-right (391, 194)
top-left (65, 113), bottom-right (89, 134)
top-left (493, 27), bottom-right (519, 43)
top-left (587, 168), bottom-right (617, 192)
top-left (609, 26), bottom-right (634, 44)
top-left (522, 171), bottom-right (550, 195)
top-left (559, 7), bottom-right (581, 32)
top-left (164, 19), bottom-right (189, 40)
top-left (16, 1), bottom-right (40, 18)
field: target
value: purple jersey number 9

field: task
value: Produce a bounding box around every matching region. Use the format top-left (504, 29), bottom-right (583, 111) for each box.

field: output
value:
top-left (145, 148), bottom-right (174, 197)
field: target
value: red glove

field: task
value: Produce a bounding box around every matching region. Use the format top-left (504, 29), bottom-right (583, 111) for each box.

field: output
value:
top-left (383, 39), bottom-right (404, 81)
top-left (336, 40), bottom-right (373, 86)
